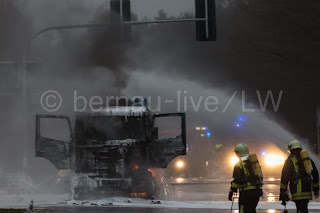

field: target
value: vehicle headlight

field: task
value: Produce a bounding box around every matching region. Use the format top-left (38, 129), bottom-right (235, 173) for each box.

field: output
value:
top-left (176, 178), bottom-right (184, 183)
top-left (231, 156), bottom-right (239, 166)
top-left (176, 161), bottom-right (184, 168)
top-left (265, 154), bottom-right (284, 166)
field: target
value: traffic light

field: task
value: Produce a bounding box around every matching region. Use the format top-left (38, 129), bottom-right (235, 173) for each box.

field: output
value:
top-left (110, 0), bottom-right (132, 41)
top-left (195, 0), bottom-right (217, 41)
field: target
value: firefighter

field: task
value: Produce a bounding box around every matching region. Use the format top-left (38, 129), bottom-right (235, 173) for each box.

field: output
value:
top-left (280, 140), bottom-right (319, 213)
top-left (229, 143), bottom-right (263, 213)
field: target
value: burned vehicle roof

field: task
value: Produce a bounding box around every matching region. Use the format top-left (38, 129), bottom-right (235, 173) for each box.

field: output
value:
top-left (81, 106), bottom-right (149, 117)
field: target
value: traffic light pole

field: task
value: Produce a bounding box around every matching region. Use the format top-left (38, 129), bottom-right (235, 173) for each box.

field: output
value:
top-left (25, 15), bottom-right (210, 58)
top-left (24, 16), bottom-right (209, 46)
top-left (205, 0), bottom-right (209, 39)
top-left (120, 0), bottom-right (124, 39)
top-left (125, 18), bottom-right (207, 25)
top-left (25, 0), bottom-right (215, 56)
top-left (113, 0), bottom-right (215, 41)
top-left (317, 107), bottom-right (320, 154)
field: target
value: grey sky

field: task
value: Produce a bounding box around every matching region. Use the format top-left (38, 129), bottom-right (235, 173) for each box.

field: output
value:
top-left (25, 0), bottom-right (195, 29)
top-left (81, 0), bottom-right (195, 18)
top-left (131, 0), bottom-right (195, 18)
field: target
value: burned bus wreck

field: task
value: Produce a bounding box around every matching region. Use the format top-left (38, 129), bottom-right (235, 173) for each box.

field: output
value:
top-left (35, 104), bottom-right (186, 199)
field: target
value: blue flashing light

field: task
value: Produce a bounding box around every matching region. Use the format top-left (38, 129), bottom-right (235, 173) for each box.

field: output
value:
top-left (207, 132), bottom-right (211, 138)
top-left (234, 121), bottom-right (242, 128)
top-left (238, 115), bottom-right (247, 122)
top-left (261, 151), bottom-right (267, 156)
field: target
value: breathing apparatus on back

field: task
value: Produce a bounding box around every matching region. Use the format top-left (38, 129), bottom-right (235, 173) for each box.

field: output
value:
top-left (234, 143), bottom-right (263, 182)
top-left (288, 140), bottom-right (313, 176)
top-left (249, 153), bottom-right (263, 179)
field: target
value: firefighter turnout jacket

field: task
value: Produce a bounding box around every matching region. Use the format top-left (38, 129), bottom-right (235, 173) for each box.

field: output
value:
top-left (230, 160), bottom-right (263, 193)
top-left (280, 153), bottom-right (319, 201)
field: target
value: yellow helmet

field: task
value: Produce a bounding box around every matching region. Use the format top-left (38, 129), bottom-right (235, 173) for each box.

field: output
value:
top-left (288, 140), bottom-right (302, 151)
top-left (234, 143), bottom-right (249, 157)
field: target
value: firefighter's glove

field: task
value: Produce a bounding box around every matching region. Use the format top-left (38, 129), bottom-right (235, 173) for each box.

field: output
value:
top-left (315, 191), bottom-right (319, 199)
top-left (259, 189), bottom-right (263, 197)
top-left (280, 192), bottom-right (289, 202)
top-left (228, 191), bottom-right (233, 201)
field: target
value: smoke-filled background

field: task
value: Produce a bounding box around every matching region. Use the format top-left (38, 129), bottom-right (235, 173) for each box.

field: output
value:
top-left (0, 0), bottom-right (319, 193)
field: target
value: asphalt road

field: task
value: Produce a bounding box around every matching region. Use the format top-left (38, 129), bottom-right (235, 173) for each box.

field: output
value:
top-left (170, 181), bottom-right (280, 202)
top-left (35, 207), bottom-right (320, 213)
top-left (33, 181), bottom-right (320, 213)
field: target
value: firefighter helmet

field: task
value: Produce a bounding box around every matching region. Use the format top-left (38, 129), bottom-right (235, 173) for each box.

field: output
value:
top-left (288, 140), bottom-right (302, 151)
top-left (234, 143), bottom-right (249, 157)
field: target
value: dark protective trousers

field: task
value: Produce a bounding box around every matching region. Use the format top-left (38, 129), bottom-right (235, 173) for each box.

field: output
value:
top-left (294, 200), bottom-right (309, 213)
top-left (238, 189), bottom-right (261, 213)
